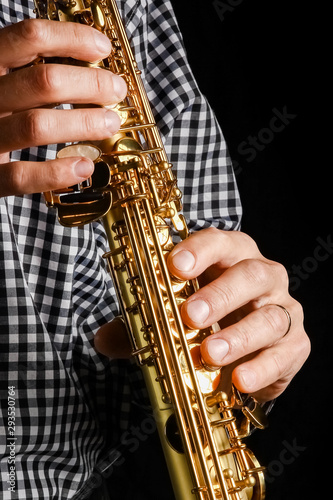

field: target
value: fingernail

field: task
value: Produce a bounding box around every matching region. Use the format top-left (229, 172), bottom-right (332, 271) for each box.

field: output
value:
top-left (112, 75), bottom-right (127, 100)
top-left (172, 250), bottom-right (196, 272)
top-left (93, 31), bottom-right (111, 55)
top-left (206, 338), bottom-right (229, 364)
top-left (239, 369), bottom-right (257, 391)
top-left (105, 110), bottom-right (121, 134)
top-left (186, 299), bottom-right (210, 324)
top-left (74, 158), bottom-right (94, 180)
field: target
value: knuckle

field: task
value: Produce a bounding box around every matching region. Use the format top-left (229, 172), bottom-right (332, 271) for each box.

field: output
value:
top-left (206, 226), bottom-right (221, 238)
top-left (238, 230), bottom-right (260, 252)
top-left (272, 260), bottom-right (289, 288)
top-left (19, 19), bottom-right (46, 46)
top-left (264, 379), bottom-right (290, 400)
top-left (209, 281), bottom-right (236, 311)
top-left (299, 333), bottom-right (311, 360)
top-left (95, 68), bottom-right (103, 93)
top-left (271, 350), bottom-right (289, 381)
top-left (293, 317), bottom-right (311, 360)
top-left (303, 334), bottom-right (311, 359)
top-left (46, 162), bottom-right (65, 188)
top-left (242, 258), bottom-right (271, 289)
top-left (291, 298), bottom-right (305, 325)
top-left (228, 322), bottom-right (254, 357)
top-left (263, 304), bottom-right (289, 335)
top-left (81, 111), bottom-right (99, 135)
top-left (209, 227), bottom-right (239, 247)
top-left (71, 23), bottom-right (87, 46)
top-left (8, 162), bottom-right (26, 194)
top-left (32, 64), bottom-right (60, 99)
top-left (93, 69), bottom-right (107, 99)
top-left (21, 109), bottom-right (46, 144)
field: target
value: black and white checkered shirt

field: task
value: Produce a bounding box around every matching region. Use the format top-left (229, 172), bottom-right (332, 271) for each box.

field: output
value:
top-left (0, 0), bottom-right (241, 498)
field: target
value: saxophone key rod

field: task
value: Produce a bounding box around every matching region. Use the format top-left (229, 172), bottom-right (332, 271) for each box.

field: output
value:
top-left (137, 196), bottom-right (231, 499)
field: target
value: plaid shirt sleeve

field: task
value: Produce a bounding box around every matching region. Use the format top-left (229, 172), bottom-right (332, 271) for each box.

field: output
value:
top-left (0, 0), bottom-right (242, 499)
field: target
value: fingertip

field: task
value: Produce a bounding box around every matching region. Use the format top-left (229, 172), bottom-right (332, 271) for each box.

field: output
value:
top-left (111, 75), bottom-right (128, 102)
top-left (232, 367), bottom-right (257, 393)
top-left (46, 156), bottom-right (94, 191)
top-left (104, 109), bottom-right (122, 134)
top-left (93, 30), bottom-right (112, 57)
top-left (72, 157), bottom-right (95, 181)
top-left (200, 337), bottom-right (229, 367)
top-left (168, 249), bottom-right (196, 278)
top-left (182, 299), bottom-right (210, 327)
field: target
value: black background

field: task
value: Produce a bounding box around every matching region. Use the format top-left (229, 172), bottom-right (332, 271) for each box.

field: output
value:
top-left (171, 1), bottom-right (330, 499)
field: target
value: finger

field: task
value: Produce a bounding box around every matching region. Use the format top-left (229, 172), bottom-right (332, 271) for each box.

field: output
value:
top-left (168, 228), bottom-right (261, 281)
top-left (180, 257), bottom-right (287, 330)
top-left (0, 108), bottom-right (121, 154)
top-left (0, 156), bottom-right (94, 197)
top-left (0, 64), bottom-right (127, 113)
top-left (94, 317), bottom-right (132, 359)
top-left (232, 329), bottom-right (311, 401)
top-left (0, 19), bottom-right (112, 69)
top-left (200, 302), bottom-right (300, 369)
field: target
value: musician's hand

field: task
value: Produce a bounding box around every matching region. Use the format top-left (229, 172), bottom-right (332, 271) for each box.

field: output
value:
top-left (167, 228), bottom-right (310, 402)
top-left (95, 228), bottom-right (310, 403)
top-left (0, 19), bottom-right (127, 197)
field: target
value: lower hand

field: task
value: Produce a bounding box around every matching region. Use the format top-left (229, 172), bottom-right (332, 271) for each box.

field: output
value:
top-left (167, 228), bottom-right (310, 402)
top-left (96, 228), bottom-right (310, 403)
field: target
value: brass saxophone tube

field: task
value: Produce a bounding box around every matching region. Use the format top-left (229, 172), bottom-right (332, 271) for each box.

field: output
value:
top-left (32, 1), bottom-right (267, 498)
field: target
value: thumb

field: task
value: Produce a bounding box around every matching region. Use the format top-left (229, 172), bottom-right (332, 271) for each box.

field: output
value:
top-left (94, 317), bottom-right (132, 359)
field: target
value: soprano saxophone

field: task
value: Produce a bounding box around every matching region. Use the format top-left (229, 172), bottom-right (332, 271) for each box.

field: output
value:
top-left (33, 1), bottom-right (267, 498)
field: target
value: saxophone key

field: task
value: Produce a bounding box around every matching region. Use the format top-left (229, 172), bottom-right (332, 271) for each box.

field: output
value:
top-left (130, 284), bottom-right (143, 296)
top-left (73, 8), bottom-right (94, 26)
top-left (161, 393), bottom-right (172, 405)
top-left (246, 466), bottom-right (266, 475)
top-left (103, 244), bottom-right (128, 257)
top-left (113, 259), bottom-right (129, 271)
top-left (154, 205), bottom-right (176, 218)
top-left (126, 274), bottom-right (140, 284)
top-left (228, 474), bottom-right (256, 495)
top-left (58, 191), bottom-right (105, 204)
top-left (131, 344), bottom-right (158, 367)
top-left (126, 300), bottom-right (142, 313)
top-left (90, 1), bottom-right (107, 30)
top-left (191, 486), bottom-right (207, 493)
top-left (140, 324), bottom-right (153, 335)
top-left (138, 353), bottom-right (158, 367)
top-left (205, 392), bottom-right (229, 408)
top-left (131, 344), bottom-right (155, 357)
top-left (210, 417), bottom-right (235, 428)
top-left (241, 397), bottom-right (268, 430)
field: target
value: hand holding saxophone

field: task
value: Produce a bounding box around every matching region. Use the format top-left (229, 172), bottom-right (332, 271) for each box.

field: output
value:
top-left (167, 228), bottom-right (311, 402)
top-left (0, 19), bottom-right (126, 197)
top-left (96, 227), bottom-right (310, 403)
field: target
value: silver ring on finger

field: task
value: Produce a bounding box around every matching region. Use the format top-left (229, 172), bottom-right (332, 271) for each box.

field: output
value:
top-left (274, 304), bottom-right (292, 337)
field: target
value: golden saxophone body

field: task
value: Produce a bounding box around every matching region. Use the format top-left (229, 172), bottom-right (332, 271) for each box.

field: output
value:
top-left (33, 1), bottom-right (267, 498)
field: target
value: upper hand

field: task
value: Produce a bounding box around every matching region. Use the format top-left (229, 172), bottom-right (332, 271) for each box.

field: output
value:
top-left (167, 227), bottom-right (311, 402)
top-left (0, 19), bottom-right (127, 197)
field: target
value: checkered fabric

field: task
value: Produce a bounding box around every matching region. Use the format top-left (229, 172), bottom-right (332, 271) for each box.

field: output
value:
top-left (0, 0), bottom-right (241, 498)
